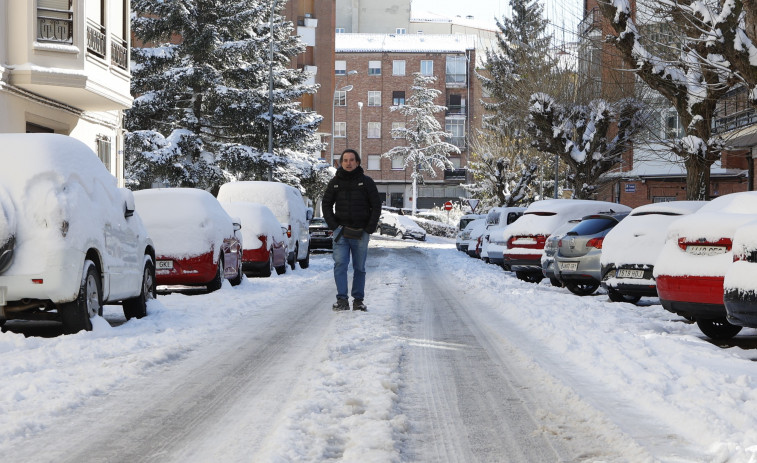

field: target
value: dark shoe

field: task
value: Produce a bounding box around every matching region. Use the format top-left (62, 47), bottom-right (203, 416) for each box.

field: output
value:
top-left (352, 299), bottom-right (367, 311)
top-left (332, 299), bottom-right (350, 311)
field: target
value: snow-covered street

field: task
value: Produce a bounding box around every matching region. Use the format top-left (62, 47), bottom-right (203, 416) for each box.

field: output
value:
top-left (2, 235), bottom-right (756, 462)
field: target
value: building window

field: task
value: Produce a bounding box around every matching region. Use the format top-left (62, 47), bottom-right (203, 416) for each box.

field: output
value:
top-left (448, 94), bottom-right (465, 114)
top-left (653, 196), bottom-right (676, 203)
top-left (335, 60), bottom-right (346, 75)
top-left (392, 121), bottom-right (405, 138)
top-left (334, 122), bottom-right (346, 137)
top-left (445, 118), bottom-right (465, 147)
top-left (396, 28), bottom-right (407, 34)
top-left (97, 135), bottom-right (112, 172)
top-left (391, 155), bottom-right (405, 170)
top-left (368, 91), bottom-right (382, 106)
top-left (334, 90), bottom-right (347, 106)
top-left (421, 60), bottom-right (433, 76)
top-left (393, 60), bottom-right (406, 76)
top-left (26, 122), bottom-right (54, 133)
top-left (37, 0), bottom-right (73, 43)
top-left (367, 155), bottom-right (381, 170)
top-left (367, 122), bottom-right (381, 138)
top-left (336, 27), bottom-right (345, 33)
top-left (392, 91), bottom-right (405, 106)
top-left (446, 55), bottom-right (467, 84)
top-left (369, 60), bottom-right (382, 75)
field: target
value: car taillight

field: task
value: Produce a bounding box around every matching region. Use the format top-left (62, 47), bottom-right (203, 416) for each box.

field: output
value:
top-left (587, 237), bottom-right (604, 249)
top-left (287, 225), bottom-right (292, 238)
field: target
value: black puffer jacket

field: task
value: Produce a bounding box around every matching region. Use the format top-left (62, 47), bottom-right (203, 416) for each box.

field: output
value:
top-left (322, 166), bottom-right (381, 233)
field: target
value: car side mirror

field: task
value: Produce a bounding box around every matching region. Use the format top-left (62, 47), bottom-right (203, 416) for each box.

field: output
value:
top-left (233, 222), bottom-right (242, 232)
top-left (120, 188), bottom-right (135, 218)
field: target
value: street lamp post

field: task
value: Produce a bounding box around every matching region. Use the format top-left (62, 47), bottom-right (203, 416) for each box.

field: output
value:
top-left (267, 0), bottom-right (278, 181)
top-left (330, 71), bottom-right (357, 167)
top-left (357, 101), bottom-right (363, 155)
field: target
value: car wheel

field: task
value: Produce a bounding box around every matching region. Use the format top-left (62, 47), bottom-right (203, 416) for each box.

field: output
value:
top-left (564, 281), bottom-right (600, 296)
top-left (261, 253), bottom-right (273, 277)
top-left (60, 260), bottom-right (101, 334)
top-left (395, 230), bottom-right (403, 239)
top-left (289, 245), bottom-right (297, 270)
top-left (123, 256), bottom-right (156, 320)
top-left (515, 270), bottom-right (543, 284)
top-left (229, 254), bottom-right (243, 286)
top-left (607, 288), bottom-right (641, 304)
top-left (696, 317), bottom-right (742, 340)
top-left (549, 277), bottom-right (563, 288)
top-left (298, 247), bottom-right (310, 269)
top-left (207, 255), bottom-right (224, 292)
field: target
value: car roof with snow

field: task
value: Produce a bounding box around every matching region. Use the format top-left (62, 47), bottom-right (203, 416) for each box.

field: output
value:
top-left (134, 188), bottom-right (235, 258)
top-left (665, 192), bottom-right (757, 241)
top-left (601, 201), bottom-right (707, 267)
top-left (217, 181), bottom-right (306, 225)
top-left (503, 199), bottom-right (631, 238)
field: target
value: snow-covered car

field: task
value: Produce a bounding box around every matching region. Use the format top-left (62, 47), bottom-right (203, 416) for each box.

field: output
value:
top-left (654, 192), bottom-right (757, 340)
top-left (378, 213), bottom-right (427, 241)
top-left (553, 211), bottom-right (630, 296)
top-left (455, 213), bottom-right (485, 252)
top-left (491, 199), bottom-right (630, 283)
top-left (221, 202), bottom-right (288, 277)
top-left (134, 188), bottom-right (243, 292)
top-left (217, 181), bottom-right (312, 270)
top-left (480, 207), bottom-right (526, 263)
top-left (600, 201), bottom-right (706, 303)
top-left (0, 134), bottom-right (156, 333)
top-left (724, 220), bottom-right (757, 329)
top-left (541, 218), bottom-right (580, 286)
top-left (308, 217), bottom-right (333, 249)
top-left (462, 218), bottom-right (488, 257)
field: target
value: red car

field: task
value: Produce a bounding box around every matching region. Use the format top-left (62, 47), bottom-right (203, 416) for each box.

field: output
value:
top-left (654, 192), bottom-right (757, 340)
top-left (134, 188), bottom-right (243, 292)
top-left (221, 202), bottom-right (288, 277)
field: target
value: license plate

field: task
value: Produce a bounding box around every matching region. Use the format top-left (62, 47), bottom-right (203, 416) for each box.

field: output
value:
top-left (559, 262), bottom-right (577, 271)
top-left (617, 269), bottom-right (644, 279)
top-left (513, 237), bottom-right (536, 245)
top-left (312, 231), bottom-right (327, 236)
top-left (157, 260), bottom-right (174, 270)
top-left (686, 245), bottom-right (726, 256)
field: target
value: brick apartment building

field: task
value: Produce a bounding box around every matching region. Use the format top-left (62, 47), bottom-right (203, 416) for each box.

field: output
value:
top-left (333, 33), bottom-right (481, 209)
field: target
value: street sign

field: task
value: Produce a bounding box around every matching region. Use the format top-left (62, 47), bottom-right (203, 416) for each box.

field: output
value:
top-left (467, 199), bottom-right (479, 212)
top-left (443, 201), bottom-right (453, 211)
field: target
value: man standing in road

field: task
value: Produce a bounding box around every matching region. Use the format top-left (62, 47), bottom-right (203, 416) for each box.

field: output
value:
top-left (322, 149), bottom-right (381, 311)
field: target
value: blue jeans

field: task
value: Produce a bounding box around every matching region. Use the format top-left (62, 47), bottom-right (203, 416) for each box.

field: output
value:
top-left (332, 227), bottom-right (370, 300)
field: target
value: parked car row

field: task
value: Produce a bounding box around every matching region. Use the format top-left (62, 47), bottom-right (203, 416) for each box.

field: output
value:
top-left (0, 134), bottom-right (313, 334)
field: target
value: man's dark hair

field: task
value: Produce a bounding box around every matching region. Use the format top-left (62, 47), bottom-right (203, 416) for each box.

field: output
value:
top-left (341, 148), bottom-right (361, 165)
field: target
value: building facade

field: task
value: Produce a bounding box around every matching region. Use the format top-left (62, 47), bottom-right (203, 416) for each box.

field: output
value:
top-left (0, 0), bottom-right (132, 185)
top-left (334, 33), bottom-right (479, 209)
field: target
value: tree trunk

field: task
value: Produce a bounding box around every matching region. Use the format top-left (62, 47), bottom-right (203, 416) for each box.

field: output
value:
top-left (684, 157), bottom-right (711, 200)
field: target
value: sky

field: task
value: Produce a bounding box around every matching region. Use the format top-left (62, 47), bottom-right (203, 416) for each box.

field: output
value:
top-left (411, 0), bottom-right (584, 43)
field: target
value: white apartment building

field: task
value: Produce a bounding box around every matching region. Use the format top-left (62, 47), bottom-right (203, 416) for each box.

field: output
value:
top-left (0, 0), bottom-right (132, 185)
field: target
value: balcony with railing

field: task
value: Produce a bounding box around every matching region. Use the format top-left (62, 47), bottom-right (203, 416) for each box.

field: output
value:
top-left (578, 7), bottom-right (602, 37)
top-left (444, 168), bottom-right (468, 181)
top-left (111, 36), bottom-right (128, 71)
top-left (37, 5), bottom-right (73, 43)
top-left (712, 108), bottom-right (757, 135)
top-left (87, 20), bottom-right (106, 58)
top-left (446, 105), bottom-right (466, 116)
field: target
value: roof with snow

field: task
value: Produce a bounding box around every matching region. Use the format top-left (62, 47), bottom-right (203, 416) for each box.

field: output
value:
top-left (410, 9), bottom-right (498, 32)
top-left (335, 33), bottom-right (477, 54)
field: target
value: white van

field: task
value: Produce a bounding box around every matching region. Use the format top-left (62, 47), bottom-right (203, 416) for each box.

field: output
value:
top-left (217, 181), bottom-right (313, 269)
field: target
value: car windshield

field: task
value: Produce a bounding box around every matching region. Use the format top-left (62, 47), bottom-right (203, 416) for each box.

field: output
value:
top-left (311, 217), bottom-right (326, 225)
top-left (566, 217), bottom-right (617, 236)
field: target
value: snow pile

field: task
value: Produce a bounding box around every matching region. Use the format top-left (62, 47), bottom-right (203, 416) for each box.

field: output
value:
top-left (134, 188), bottom-right (235, 259)
top-left (724, 219), bottom-right (757, 292)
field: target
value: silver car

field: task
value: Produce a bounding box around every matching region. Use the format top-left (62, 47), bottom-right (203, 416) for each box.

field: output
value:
top-left (554, 212), bottom-right (629, 296)
top-left (541, 219), bottom-right (581, 287)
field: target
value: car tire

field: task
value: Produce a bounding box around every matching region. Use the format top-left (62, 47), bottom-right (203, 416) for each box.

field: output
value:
top-left (229, 254), bottom-right (243, 286)
top-left (607, 288), bottom-right (641, 304)
top-left (696, 317), bottom-right (742, 340)
top-left (60, 260), bottom-right (101, 334)
top-left (289, 246), bottom-right (297, 270)
top-left (207, 256), bottom-right (224, 292)
top-left (515, 270), bottom-right (543, 284)
top-left (549, 277), bottom-right (563, 288)
top-left (123, 256), bottom-right (155, 320)
top-left (564, 281), bottom-right (600, 296)
top-left (261, 253), bottom-right (273, 277)
top-left (298, 248), bottom-right (310, 269)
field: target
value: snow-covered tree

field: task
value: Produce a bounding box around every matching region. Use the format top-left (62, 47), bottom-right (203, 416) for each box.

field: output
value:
top-left (126, 0), bottom-right (322, 192)
top-left (383, 73), bottom-right (460, 215)
top-left (528, 94), bottom-right (646, 199)
top-left (597, 0), bottom-right (739, 199)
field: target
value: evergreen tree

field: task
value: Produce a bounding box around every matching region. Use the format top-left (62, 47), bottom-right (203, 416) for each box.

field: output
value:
top-left (382, 73), bottom-right (460, 215)
top-left (125, 0), bottom-right (322, 191)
